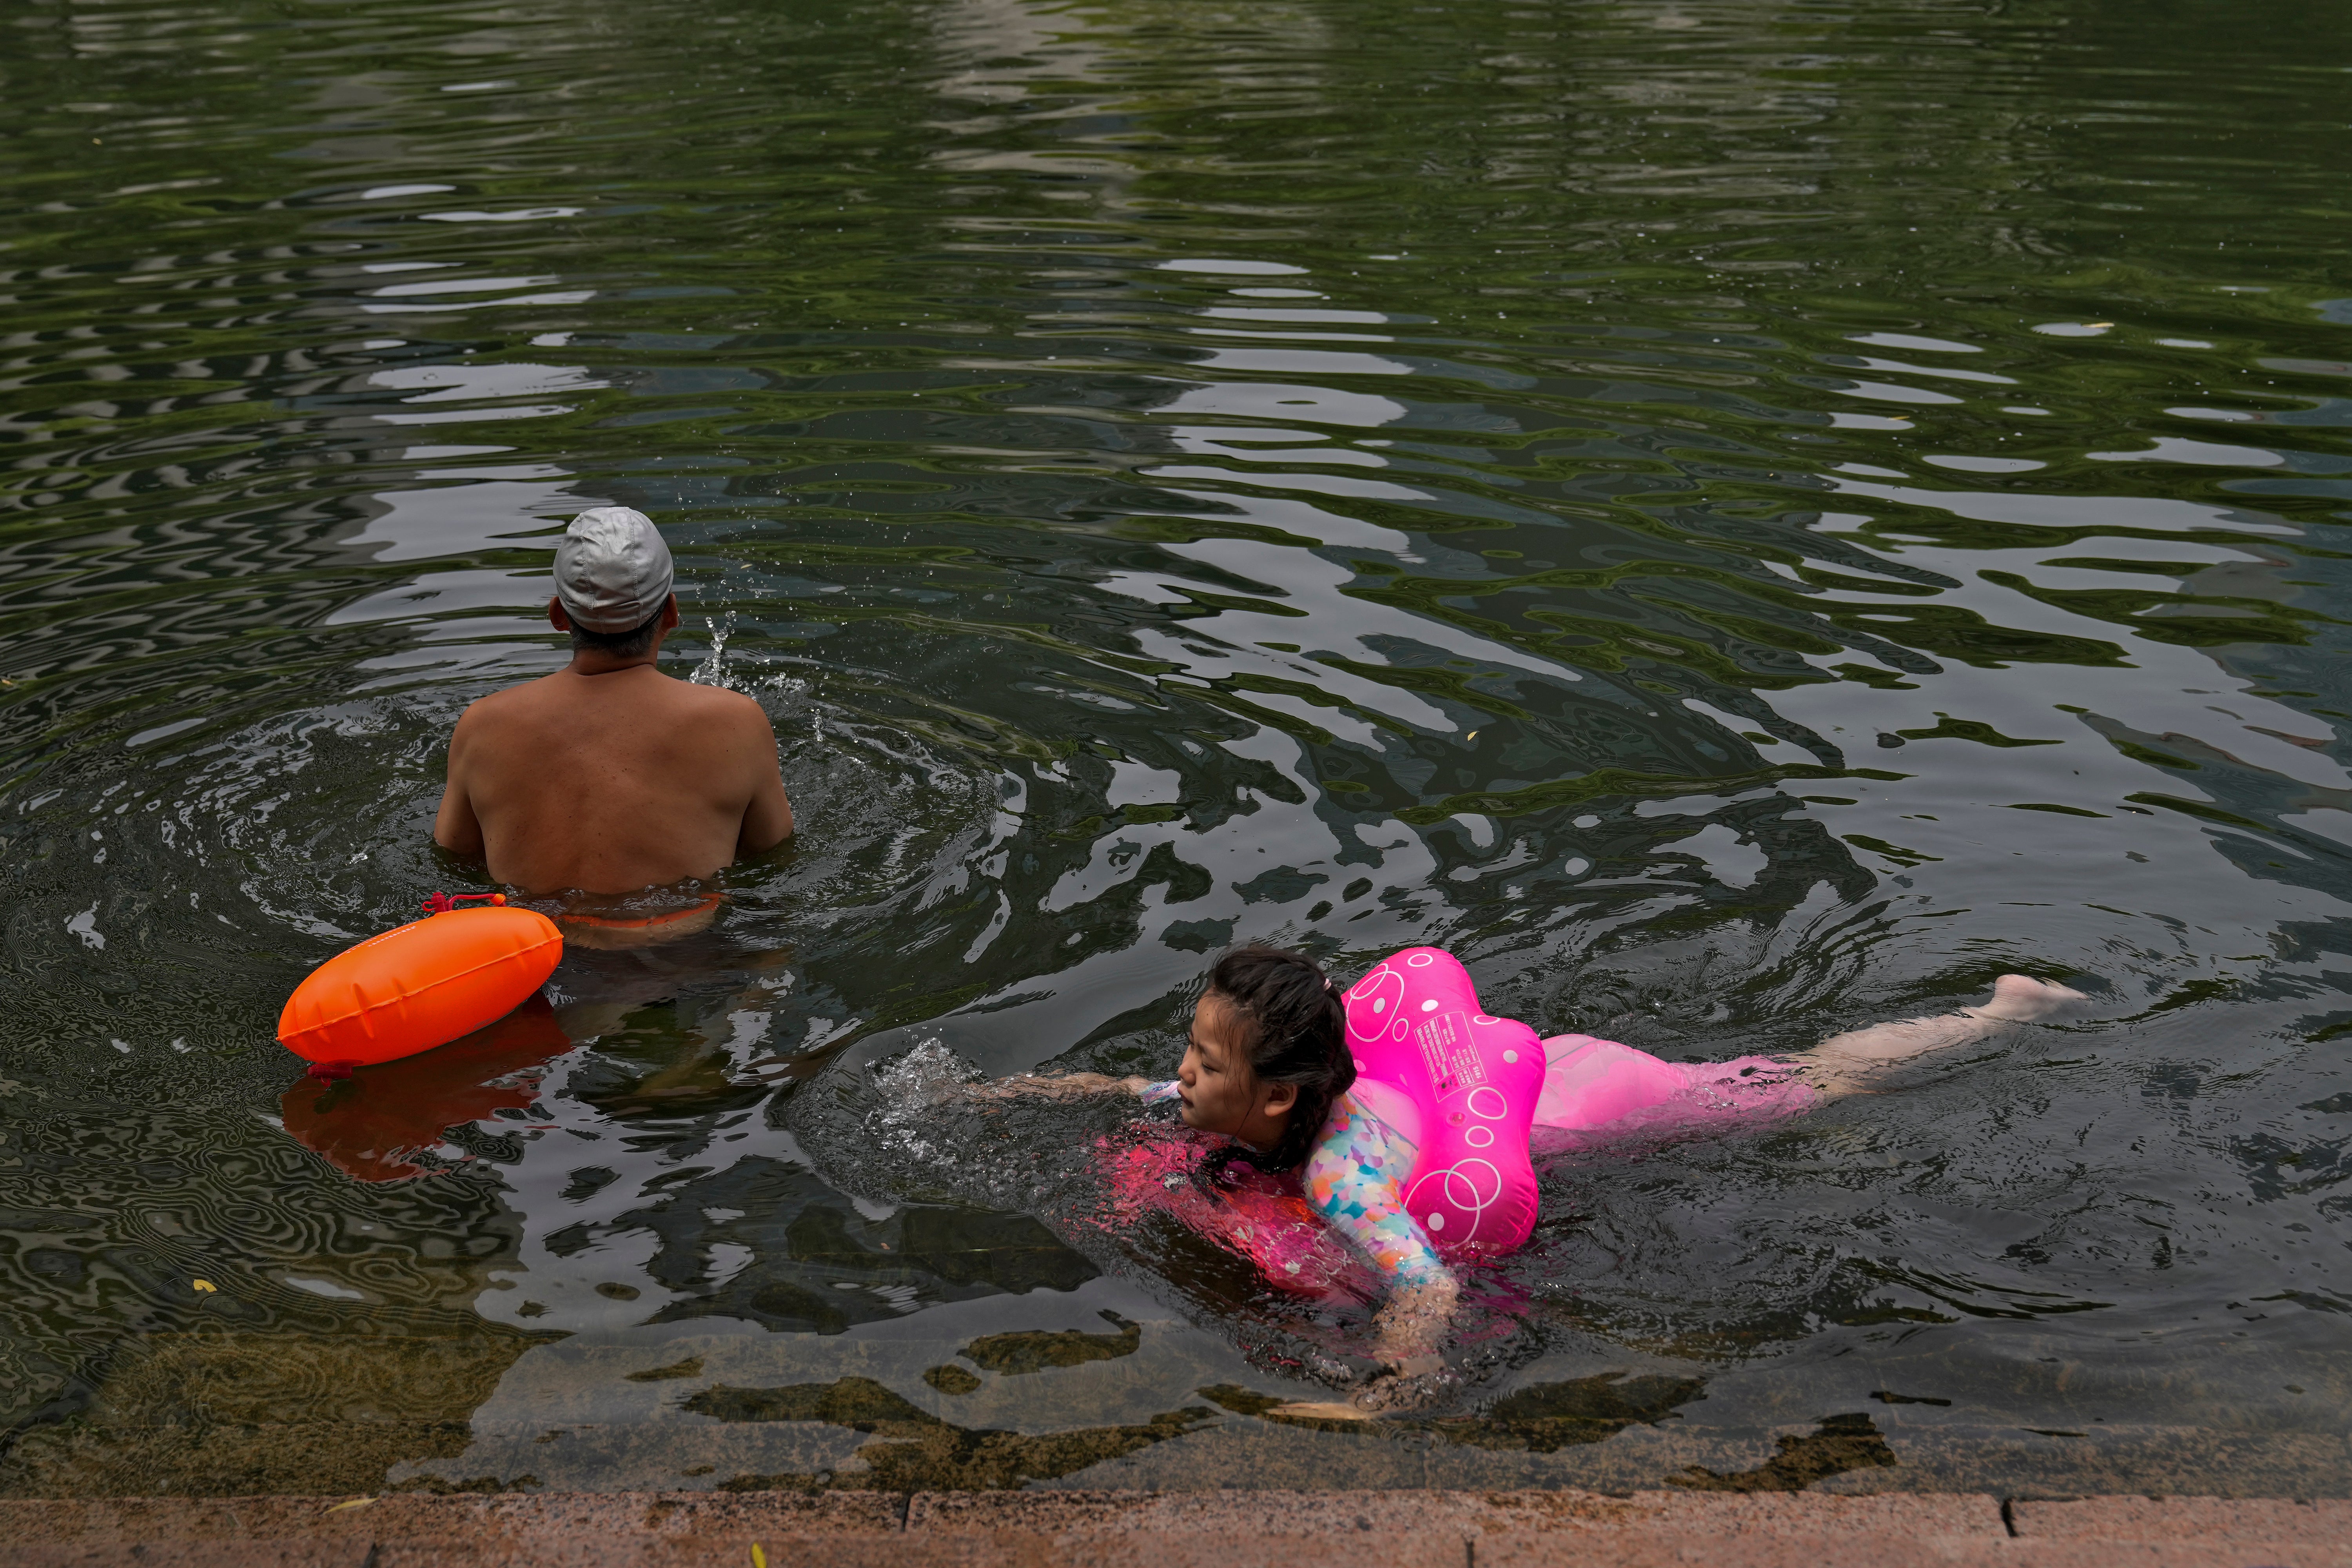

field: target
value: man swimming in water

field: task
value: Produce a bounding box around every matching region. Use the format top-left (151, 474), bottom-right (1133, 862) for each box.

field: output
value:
top-left (432, 506), bottom-right (793, 940)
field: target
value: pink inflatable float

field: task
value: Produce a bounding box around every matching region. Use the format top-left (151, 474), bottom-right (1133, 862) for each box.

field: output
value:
top-left (1341, 946), bottom-right (1548, 1259)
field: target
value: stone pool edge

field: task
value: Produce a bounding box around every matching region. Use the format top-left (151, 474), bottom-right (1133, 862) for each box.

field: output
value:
top-left (5, 1489), bottom-right (2348, 1566)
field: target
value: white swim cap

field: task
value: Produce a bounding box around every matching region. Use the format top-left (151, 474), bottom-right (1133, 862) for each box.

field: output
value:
top-left (554, 506), bottom-right (675, 632)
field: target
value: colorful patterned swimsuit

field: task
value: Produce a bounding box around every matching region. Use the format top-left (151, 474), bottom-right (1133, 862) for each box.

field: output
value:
top-left (1303, 1085), bottom-right (1450, 1284)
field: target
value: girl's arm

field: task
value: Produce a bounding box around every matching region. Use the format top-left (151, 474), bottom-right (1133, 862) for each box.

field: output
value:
top-left (968, 1072), bottom-right (1155, 1101)
top-left (1303, 1096), bottom-right (1463, 1399)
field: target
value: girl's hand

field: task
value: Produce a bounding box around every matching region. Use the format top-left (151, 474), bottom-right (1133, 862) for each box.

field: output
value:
top-left (1284, 1352), bottom-right (1451, 1418)
top-left (1350, 1359), bottom-right (1457, 1414)
top-left (1371, 1273), bottom-right (1460, 1366)
top-left (1284, 1274), bottom-right (1457, 1417)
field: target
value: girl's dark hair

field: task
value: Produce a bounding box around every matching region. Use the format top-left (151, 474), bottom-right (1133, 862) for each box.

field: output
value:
top-left (1195, 945), bottom-right (1354, 1187)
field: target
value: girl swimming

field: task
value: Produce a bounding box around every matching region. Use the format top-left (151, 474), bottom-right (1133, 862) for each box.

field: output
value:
top-left (986, 945), bottom-right (2084, 1414)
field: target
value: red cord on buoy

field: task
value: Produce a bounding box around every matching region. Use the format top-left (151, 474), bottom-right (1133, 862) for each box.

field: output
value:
top-left (306, 1060), bottom-right (355, 1081)
top-left (419, 891), bottom-right (507, 916)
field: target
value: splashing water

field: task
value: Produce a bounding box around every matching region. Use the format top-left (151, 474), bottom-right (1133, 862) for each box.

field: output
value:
top-left (688, 611), bottom-right (740, 690)
top-left (866, 1038), bottom-right (983, 1174)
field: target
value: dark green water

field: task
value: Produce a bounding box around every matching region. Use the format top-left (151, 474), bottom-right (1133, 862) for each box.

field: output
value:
top-left (3, 0), bottom-right (2350, 1498)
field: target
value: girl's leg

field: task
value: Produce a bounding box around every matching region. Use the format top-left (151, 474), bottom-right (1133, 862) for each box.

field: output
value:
top-left (1799, 974), bottom-right (2084, 1094)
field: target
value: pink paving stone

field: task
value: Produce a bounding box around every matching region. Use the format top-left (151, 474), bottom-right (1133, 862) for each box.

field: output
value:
top-left (907, 1491), bottom-right (1498, 1568)
top-left (367, 1539), bottom-right (926, 1568)
top-left (12, 1548), bottom-right (374, 1568)
top-left (0, 1493), bottom-right (910, 1568)
top-left (3, 1490), bottom-right (2349, 1568)
top-left (909, 1487), bottom-right (1628, 1534)
top-left (2013, 1495), bottom-right (2352, 1542)
top-left (1982, 1550), bottom-right (2349, 1568)
top-left (1470, 1490), bottom-right (2016, 1568)
top-left (0, 1491), bottom-right (902, 1544)
top-left (902, 1489), bottom-right (2007, 1538)
top-left (900, 1489), bottom-right (2015, 1568)
top-left (1585, 1491), bottom-right (2008, 1536)
top-left (1479, 1540), bottom-right (2014, 1568)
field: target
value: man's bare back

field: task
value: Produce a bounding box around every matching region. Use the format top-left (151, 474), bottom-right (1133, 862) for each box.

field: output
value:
top-left (433, 508), bottom-right (792, 902)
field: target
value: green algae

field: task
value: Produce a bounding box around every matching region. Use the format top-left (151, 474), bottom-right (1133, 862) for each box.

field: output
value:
top-left (684, 1376), bottom-right (1213, 1491)
top-left (1668, 1413), bottom-right (1900, 1494)
top-left (956, 1313), bottom-right (1141, 1377)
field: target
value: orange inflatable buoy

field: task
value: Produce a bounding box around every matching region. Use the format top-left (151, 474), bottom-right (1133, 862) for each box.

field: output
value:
top-left (278, 893), bottom-right (563, 1073)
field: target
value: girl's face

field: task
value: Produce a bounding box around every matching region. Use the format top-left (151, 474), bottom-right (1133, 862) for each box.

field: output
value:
top-left (1176, 991), bottom-right (1295, 1146)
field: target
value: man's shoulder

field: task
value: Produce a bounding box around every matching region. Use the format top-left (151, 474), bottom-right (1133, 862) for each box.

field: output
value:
top-left (456, 673), bottom-right (567, 723)
top-left (665, 678), bottom-right (774, 733)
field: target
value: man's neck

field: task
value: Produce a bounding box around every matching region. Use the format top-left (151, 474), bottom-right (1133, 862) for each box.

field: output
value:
top-left (563, 645), bottom-right (665, 679)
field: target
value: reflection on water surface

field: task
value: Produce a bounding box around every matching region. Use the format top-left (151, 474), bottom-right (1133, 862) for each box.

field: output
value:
top-left (2, 0), bottom-right (2349, 1499)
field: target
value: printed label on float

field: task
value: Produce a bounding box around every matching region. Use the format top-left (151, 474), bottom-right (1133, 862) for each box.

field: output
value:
top-left (1416, 1011), bottom-right (1488, 1098)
